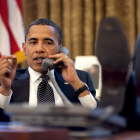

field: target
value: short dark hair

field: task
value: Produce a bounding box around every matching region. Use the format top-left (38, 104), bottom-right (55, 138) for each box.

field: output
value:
top-left (25, 18), bottom-right (63, 45)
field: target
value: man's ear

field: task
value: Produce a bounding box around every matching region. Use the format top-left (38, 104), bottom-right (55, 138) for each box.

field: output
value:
top-left (22, 43), bottom-right (27, 56)
top-left (58, 44), bottom-right (62, 52)
top-left (59, 44), bottom-right (62, 48)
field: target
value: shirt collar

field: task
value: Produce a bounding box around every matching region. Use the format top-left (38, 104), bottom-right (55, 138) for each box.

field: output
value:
top-left (28, 67), bottom-right (55, 84)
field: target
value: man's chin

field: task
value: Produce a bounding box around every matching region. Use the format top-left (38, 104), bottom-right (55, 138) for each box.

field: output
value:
top-left (32, 66), bottom-right (47, 74)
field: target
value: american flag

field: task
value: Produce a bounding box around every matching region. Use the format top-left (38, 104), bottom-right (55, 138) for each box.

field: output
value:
top-left (0, 0), bottom-right (26, 64)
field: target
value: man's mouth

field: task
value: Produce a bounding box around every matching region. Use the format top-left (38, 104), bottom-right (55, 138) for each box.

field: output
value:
top-left (33, 57), bottom-right (46, 64)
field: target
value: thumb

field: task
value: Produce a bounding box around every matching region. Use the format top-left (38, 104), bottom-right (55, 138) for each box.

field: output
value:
top-left (11, 55), bottom-right (17, 69)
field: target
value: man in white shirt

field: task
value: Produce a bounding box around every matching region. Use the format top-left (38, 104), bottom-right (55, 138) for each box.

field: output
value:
top-left (0, 18), bottom-right (97, 109)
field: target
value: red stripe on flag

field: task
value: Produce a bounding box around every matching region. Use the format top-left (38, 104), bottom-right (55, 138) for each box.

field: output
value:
top-left (0, 0), bottom-right (8, 25)
top-left (0, 0), bottom-right (20, 54)
top-left (16, 0), bottom-right (23, 15)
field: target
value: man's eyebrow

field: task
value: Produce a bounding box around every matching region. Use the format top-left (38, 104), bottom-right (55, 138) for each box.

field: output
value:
top-left (44, 38), bottom-right (54, 42)
top-left (28, 38), bottom-right (38, 42)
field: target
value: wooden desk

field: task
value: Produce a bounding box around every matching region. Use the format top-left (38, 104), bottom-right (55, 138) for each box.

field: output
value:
top-left (0, 126), bottom-right (69, 140)
top-left (92, 131), bottom-right (140, 140)
top-left (69, 130), bottom-right (140, 140)
top-left (0, 125), bottom-right (140, 140)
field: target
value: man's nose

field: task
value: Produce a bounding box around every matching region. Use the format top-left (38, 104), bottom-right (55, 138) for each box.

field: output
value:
top-left (35, 43), bottom-right (45, 53)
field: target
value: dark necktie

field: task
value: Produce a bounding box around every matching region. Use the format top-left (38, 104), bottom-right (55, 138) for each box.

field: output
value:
top-left (37, 75), bottom-right (55, 105)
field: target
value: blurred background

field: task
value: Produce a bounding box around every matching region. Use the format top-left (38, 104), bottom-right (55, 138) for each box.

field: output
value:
top-left (1, 0), bottom-right (140, 68)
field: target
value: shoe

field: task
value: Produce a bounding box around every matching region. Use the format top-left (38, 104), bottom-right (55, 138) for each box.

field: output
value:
top-left (134, 35), bottom-right (140, 114)
top-left (123, 34), bottom-right (140, 130)
top-left (96, 17), bottom-right (131, 113)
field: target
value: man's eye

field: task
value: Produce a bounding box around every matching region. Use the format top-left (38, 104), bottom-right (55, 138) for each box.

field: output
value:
top-left (30, 41), bottom-right (36, 44)
top-left (46, 42), bottom-right (52, 44)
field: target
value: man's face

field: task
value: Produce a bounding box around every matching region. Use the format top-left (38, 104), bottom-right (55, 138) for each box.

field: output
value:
top-left (22, 25), bottom-right (61, 73)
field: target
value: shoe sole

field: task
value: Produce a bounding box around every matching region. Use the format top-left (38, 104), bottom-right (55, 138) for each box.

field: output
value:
top-left (96, 17), bottom-right (131, 113)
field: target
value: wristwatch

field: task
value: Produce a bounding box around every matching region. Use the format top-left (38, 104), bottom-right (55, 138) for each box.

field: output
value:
top-left (75, 83), bottom-right (89, 96)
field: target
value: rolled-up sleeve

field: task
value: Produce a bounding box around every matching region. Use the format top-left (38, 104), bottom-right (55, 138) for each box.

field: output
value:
top-left (78, 92), bottom-right (97, 108)
top-left (0, 90), bottom-right (12, 109)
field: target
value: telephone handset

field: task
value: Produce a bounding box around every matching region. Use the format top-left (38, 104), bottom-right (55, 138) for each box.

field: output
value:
top-left (41, 46), bottom-right (73, 106)
top-left (41, 46), bottom-right (69, 72)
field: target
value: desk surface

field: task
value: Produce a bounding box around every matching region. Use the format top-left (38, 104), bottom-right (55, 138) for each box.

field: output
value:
top-left (0, 125), bottom-right (140, 140)
top-left (0, 126), bottom-right (69, 140)
top-left (92, 130), bottom-right (140, 140)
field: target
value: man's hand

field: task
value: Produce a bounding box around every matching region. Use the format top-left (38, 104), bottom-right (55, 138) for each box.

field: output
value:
top-left (48, 53), bottom-right (89, 97)
top-left (0, 55), bottom-right (17, 96)
top-left (48, 53), bottom-right (80, 84)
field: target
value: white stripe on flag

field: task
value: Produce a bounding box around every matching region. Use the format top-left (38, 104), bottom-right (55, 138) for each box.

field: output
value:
top-left (7, 0), bottom-right (24, 50)
top-left (0, 15), bottom-right (11, 56)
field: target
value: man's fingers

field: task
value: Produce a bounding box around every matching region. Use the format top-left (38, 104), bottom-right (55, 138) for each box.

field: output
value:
top-left (0, 59), bottom-right (12, 67)
top-left (0, 55), bottom-right (17, 78)
top-left (0, 68), bottom-right (12, 78)
top-left (0, 55), bottom-right (17, 68)
top-left (53, 58), bottom-right (64, 64)
top-left (11, 56), bottom-right (17, 68)
top-left (48, 53), bottom-right (69, 64)
top-left (0, 63), bottom-right (12, 71)
top-left (48, 53), bottom-right (65, 59)
top-left (1, 55), bottom-right (16, 60)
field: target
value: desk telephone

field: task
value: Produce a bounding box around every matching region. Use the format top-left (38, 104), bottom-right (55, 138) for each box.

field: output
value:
top-left (41, 46), bottom-right (69, 72)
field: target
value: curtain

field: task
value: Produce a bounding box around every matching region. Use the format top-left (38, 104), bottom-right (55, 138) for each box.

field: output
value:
top-left (20, 0), bottom-right (139, 68)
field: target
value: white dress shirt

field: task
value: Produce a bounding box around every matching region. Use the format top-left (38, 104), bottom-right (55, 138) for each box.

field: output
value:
top-left (0, 67), bottom-right (97, 109)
